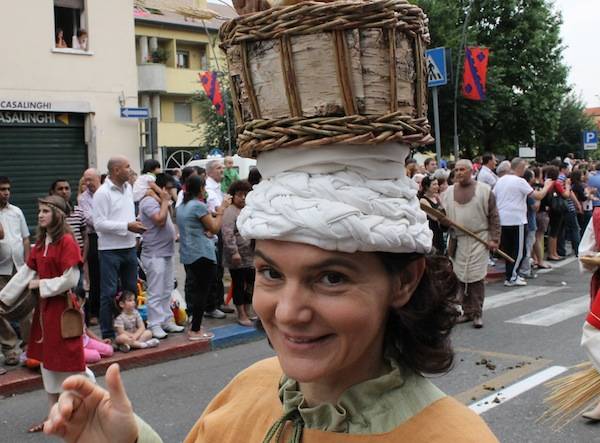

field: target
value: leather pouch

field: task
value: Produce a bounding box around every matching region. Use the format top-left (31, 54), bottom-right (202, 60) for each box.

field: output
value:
top-left (61, 292), bottom-right (83, 339)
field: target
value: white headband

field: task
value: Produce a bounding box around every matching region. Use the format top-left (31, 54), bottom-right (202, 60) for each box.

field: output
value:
top-left (237, 143), bottom-right (432, 254)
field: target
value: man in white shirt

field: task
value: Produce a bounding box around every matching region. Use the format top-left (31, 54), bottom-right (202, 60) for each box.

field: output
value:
top-left (79, 168), bottom-right (102, 325)
top-left (93, 157), bottom-right (146, 339)
top-left (494, 158), bottom-right (553, 286)
top-left (477, 153), bottom-right (498, 189)
top-left (204, 160), bottom-right (234, 318)
top-left (0, 176), bottom-right (31, 366)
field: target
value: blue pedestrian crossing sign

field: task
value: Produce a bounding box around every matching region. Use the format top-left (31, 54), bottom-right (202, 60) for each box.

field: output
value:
top-left (426, 47), bottom-right (448, 88)
top-left (584, 131), bottom-right (598, 150)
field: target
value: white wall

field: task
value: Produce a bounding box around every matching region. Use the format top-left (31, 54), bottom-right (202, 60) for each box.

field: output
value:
top-left (0, 0), bottom-right (140, 172)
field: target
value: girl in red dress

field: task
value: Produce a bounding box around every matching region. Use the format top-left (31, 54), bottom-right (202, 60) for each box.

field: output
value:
top-left (0, 195), bottom-right (93, 432)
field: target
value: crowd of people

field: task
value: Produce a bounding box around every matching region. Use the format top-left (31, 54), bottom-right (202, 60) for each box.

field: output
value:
top-left (0, 155), bottom-right (262, 431)
top-left (411, 152), bottom-right (598, 328)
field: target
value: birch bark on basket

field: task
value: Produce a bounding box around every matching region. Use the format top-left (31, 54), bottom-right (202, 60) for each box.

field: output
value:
top-left (228, 31), bottom-right (417, 121)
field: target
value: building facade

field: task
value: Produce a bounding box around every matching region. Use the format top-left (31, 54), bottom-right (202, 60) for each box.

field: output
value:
top-left (0, 0), bottom-right (139, 226)
top-left (134, 0), bottom-right (234, 169)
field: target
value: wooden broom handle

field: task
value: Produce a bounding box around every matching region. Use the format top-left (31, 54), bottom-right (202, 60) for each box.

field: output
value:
top-left (420, 203), bottom-right (515, 264)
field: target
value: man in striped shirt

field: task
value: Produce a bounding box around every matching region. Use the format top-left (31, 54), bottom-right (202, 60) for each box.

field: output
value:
top-left (50, 179), bottom-right (86, 250)
top-left (50, 179), bottom-right (87, 296)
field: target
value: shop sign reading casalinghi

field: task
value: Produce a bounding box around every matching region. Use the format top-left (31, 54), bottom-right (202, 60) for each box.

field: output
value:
top-left (0, 111), bottom-right (58, 125)
top-left (0, 100), bottom-right (52, 111)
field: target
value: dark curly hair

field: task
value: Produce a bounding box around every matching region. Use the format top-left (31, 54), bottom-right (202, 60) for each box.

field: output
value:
top-left (377, 253), bottom-right (458, 375)
top-left (228, 179), bottom-right (252, 196)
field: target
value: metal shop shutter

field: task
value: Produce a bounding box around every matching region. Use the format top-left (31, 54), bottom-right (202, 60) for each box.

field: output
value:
top-left (0, 125), bottom-right (87, 231)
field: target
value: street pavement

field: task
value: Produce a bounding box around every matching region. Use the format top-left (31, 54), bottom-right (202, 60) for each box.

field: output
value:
top-left (1, 256), bottom-right (598, 442)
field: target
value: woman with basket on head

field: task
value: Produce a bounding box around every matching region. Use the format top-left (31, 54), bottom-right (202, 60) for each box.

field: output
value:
top-left (43, 0), bottom-right (498, 441)
top-left (0, 195), bottom-right (93, 433)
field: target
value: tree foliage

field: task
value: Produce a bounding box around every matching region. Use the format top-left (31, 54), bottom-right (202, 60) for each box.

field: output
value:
top-left (192, 84), bottom-right (237, 156)
top-left (413, 0), bottom-right (571, 158)
top-left (537, 93), bottom-right (597, 161)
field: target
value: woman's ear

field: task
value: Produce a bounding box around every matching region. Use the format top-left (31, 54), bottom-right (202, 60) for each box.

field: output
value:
top-left (390, 257), bottom-right (426, 310)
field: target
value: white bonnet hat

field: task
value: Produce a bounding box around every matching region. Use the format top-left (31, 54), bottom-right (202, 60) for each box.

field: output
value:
top-left (237, 143), bottom-right (433, 254)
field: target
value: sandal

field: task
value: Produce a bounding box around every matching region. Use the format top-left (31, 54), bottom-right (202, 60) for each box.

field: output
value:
top-left (237, 319), bottom-right (254, 327)
top-left (188, 330), bottom-right (215, 341)
top-left (28, 422), bottom-right (45, 433)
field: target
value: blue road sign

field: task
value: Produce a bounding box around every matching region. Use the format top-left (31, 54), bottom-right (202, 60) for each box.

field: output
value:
top-left (426, 47), bottom-right (448, 88)
top-left (584, 130), bottom-right (598, 150)
top-left (120, 107), bottom-right (150, 118)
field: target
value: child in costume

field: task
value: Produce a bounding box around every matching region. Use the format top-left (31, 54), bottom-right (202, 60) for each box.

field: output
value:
top-left (114, 291), bottom-right (159, 352)
top-left (0, 195), bottom-right (95, 433)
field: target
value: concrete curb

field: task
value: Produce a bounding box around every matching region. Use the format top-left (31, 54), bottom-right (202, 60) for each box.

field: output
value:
top-left (0, 324), bottom-right (264, 398)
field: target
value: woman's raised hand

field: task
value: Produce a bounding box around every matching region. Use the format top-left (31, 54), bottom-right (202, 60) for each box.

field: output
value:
top-left (44, 364), bottom-right (138, 443)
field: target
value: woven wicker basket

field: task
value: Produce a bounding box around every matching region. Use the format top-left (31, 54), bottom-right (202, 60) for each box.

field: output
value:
top-left (220, 0), bottom-right (433, 158)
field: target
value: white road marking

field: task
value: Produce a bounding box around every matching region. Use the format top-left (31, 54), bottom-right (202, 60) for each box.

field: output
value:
top-left (505, 296), bottom-right (588, 326)
top-left (537, 256), bottom-right (578, 274)
top-left (484, 286), bottom-right (563, 311)
top-left (469, 365), bottom-right (568, 415)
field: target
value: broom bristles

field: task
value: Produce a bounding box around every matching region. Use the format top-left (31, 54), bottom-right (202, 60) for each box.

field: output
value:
top-left (540, 362), bottom-right (600, 429)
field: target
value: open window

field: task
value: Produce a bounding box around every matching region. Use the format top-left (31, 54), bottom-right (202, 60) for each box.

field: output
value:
top-left (54, 0), bottom-right (88, 51)
top-left (176, 50), bottom-right (190, 69)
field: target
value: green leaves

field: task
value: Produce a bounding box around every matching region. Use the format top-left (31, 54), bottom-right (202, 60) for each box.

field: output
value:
top-left (414, 0), bottom-right (573, 157)
top-left (191, 81), bottom-right (237, 155)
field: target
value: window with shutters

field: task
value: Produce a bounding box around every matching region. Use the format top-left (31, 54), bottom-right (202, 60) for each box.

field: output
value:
top-left (53, 0), bottom-right (89, 52)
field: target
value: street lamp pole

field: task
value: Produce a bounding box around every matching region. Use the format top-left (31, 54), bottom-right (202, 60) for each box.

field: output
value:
top-left (453, 0), bottom-right (474, 160)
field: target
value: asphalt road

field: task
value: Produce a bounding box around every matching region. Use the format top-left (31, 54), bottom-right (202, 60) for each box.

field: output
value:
top-left (1, 256), bottom-right (598, 442)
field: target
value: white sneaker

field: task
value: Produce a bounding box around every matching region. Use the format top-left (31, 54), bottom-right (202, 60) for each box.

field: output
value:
top-left (147, 338), bottom-right (160, 348)
top-left (162, 322), bottom-right (184, 333)
top-left (504, 279), bottom-right (527, 287)
top-left (516, 276), bottom-right (528, 285)
top-left (204, 309), bottom-right (226, 319)
top-left (150, 325), bottom-right (168, 339)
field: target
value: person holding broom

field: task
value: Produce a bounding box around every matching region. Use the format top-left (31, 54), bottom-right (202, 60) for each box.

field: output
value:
top-left (442, 159), bottom-right (500, 328)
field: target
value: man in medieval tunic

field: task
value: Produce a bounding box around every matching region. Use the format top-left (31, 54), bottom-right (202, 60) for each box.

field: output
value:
top-left (443, 159), bottom-right (501, 328)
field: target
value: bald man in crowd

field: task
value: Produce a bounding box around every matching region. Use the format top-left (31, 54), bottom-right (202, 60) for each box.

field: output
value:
top-left (443, 159), bottom-right (501, 329)
top-left (78, 168), bottom-right (102, 324)
top-left (93, 157), bottom-right (146, 340)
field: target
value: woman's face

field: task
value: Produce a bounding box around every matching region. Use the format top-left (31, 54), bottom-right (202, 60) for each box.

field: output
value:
top-left (253, 240), bottom-right (393, 386)
top-left (429, 179), bottom-right (439, 194)
top-left (233, 191), bottom-right (247, 209)
top-left (38, 204), bottom-right (53, 228)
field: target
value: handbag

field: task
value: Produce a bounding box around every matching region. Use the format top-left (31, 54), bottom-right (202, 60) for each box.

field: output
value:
top-left (61, 291), bottom-right (84, 339)
top-left (550, 191), bottom-right (568, 213)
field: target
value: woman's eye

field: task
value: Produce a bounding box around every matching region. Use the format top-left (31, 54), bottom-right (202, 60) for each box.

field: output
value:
top-left (259, 267), bottom-right (282, 281)
top-left (319, 272), bottom-right (346, 286)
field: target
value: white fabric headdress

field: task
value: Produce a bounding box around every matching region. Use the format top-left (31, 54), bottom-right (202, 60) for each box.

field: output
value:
top-left (237, 143), bottom-right (432, 254)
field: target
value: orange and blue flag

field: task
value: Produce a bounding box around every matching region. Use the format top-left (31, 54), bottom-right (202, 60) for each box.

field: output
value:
top-left (199, 71), bottom-right (225, 116)
top-left (462, 47), bottom-right (489, 101)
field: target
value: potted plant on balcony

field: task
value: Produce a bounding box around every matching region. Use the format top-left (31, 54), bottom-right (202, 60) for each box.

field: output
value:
top-left (149, 47), bottom-right (169, 64)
